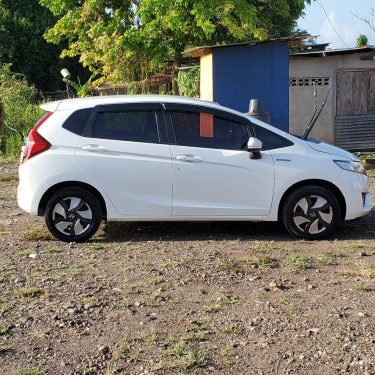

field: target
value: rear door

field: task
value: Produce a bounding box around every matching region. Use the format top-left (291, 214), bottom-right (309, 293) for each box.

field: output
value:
top-left (75, 103), bottom-right (172, 217)
top-left (164, 104), bottom-right (275, 216)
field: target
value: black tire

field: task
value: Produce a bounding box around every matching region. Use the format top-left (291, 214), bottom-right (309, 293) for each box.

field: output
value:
top-left (282, 185), bottom-right (341, 240)
top-left (45, 187), bottom-right (102, 242)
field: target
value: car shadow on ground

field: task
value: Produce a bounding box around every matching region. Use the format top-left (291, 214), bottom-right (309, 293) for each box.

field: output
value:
top-left (98, 210), bottom-right (375, 243)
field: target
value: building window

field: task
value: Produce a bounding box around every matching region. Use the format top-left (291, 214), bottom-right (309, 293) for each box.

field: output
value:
top-left (289, 77), bottom-right (330, 87)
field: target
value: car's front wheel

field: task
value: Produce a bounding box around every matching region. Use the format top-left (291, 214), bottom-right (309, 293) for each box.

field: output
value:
top-left (45, 187), bottom-right (102, 242)
top-left (282, 186), bottom-right (341, 240)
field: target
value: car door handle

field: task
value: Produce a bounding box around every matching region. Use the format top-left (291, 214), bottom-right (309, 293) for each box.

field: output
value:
top-left (81, 144), bottom-right (108, 153)
top-left (176, 155), bottom-right (202, 162)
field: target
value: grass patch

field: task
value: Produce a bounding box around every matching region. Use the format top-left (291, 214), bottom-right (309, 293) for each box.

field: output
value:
top-left (367, 170), bottom-right (375, 181)
top-left (202, 304), bottom-right (221, 313)
top-left (356, 284), bottom-right (368, 292)
top-left (0, 172), bottom-right (14, 182)
top-left (0, 345), bottom-right (14, 353)
top-left (86, 243), bottom-right (104, 251)
top-left (181, 332), bottom-right (206, 342)
top-left (12, 368), bottom-right (45, 375)
top-left (247, 255), bottom-right (278, 269)
top-left (287, 255), bottom-right (311, 273)
top-left (0, 325), bottom-right (12, 335)
top-left (220, 323), bottom-right (243, 334)
top-left (338, 271), bottom-right (357, 277)
top-left (150, 276), bottom-right (166, 285)
top-left (217, 294), bottom-right (240, 305)
top-left (343, 243), bottom-right (366, 250)
top-left (22, 225), bottom-right (54, 241)
top-left (317, 251), bottom-right (344, 266)
top-left (163, 342), bottom-right (207, 369)
top-left (16, 249), bottom-right (32, 257)
top-left (216, 258), bottom-right (244, 273)
top-left (14, 287), bottom-right (46, 298)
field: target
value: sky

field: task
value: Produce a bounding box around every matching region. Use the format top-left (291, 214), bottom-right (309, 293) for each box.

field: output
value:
top-left (297, 0), bottom-right (375, 49)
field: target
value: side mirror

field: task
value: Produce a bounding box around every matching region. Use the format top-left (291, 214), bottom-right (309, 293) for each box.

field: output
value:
top-left (247, 137), bottom-right (262, 159)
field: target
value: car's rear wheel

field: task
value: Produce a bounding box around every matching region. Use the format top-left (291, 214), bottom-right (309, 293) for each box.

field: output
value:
top-left (45, 188), bottom-right (102, 242)
top-left (282, 186), bottom-right (341, 240)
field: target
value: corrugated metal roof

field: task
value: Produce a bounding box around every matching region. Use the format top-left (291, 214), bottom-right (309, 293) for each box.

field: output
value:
top-left (184, 36), bottom-right (310, 55)
top-left (290, 46), bottom-right (375, 57)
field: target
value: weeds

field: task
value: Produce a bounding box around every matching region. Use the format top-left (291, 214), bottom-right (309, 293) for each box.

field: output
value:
top-left (317, 251), bottom-right (344, 266)
top-left (163, 342), bottom-right (207, 369)
top-left (0, 345), bottom-right (14, 353)
top-left (247, 255), bottom-right (278, 269)
top-left (287, 255), bottom-right (311, 273)
top-left (220, 323), bottom-right (243, 334)
top-left (0, 172), bottom-right (14, 182)
top-left (14, 287), bottom-right (46, 298)
top-left (0, 325), bottom-right (11, 335)
top-left (12, 368), bottom-right (44, 375)
top-left (216, 258), bottom-right (244, 273)
top-left (22, 225), bottom-right (54, 241)
top-left (356, 284), bottom-right (369, 292)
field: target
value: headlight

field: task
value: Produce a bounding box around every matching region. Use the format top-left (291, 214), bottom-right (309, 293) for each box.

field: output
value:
top-left (334, 160), bottom-right (366, 175)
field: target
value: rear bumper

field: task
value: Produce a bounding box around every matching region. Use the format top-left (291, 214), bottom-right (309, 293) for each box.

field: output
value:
top-left (18, 162), bottom-right (49, 215)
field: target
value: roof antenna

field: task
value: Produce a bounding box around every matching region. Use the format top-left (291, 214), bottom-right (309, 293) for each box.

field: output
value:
top-left (302, 82), bottom-right (330, 140)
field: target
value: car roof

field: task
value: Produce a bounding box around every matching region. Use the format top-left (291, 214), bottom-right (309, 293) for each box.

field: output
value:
top-left (40, 94), bottom-right (293, 139)
top-left (40, 95), bottom-right (224, 113)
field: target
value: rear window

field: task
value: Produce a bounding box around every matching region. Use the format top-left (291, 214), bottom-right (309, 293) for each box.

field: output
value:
top-left (62, 108), bottom-right (92, 135)
top-left (93, 110), bottom-right (159, 143)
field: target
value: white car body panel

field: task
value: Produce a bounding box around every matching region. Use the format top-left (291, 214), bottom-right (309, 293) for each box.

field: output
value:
top-left (170, 145), bottom-right (275, 216)
top-left (17, 95), bottom-right (371, 238)
top-left (75, 137), bottom-right (173, 217)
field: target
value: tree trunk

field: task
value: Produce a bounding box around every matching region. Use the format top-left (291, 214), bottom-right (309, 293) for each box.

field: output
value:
top-left (172, 50), bottom-right (183, 96)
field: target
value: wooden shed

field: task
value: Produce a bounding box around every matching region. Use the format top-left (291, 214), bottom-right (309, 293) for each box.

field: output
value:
top-left (289, 46), bottom-right (375, 150)
top-left (185, 37), bottom-right (305, 132)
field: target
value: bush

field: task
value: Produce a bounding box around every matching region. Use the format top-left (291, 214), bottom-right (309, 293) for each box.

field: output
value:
top-left (178, 67), bottom-right (200, 98)
top-left (0, 64), bottom-right (42, 156)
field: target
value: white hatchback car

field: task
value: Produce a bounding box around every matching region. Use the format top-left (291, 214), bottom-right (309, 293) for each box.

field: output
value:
top-left (18, 95), bottom-right (371, 242)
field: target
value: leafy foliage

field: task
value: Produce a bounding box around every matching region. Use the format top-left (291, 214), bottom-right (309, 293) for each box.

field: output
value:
top-left (0, 64), bottom-right (41, 156)
top-left (69, 73), bottom-right (98, 98)
top-left (178, 68), bottom-right (200, 98)
top-left (356, 34), bottom-right (368, 47)
top-left (0, 0), bottom-right (90, 91)
top-left (41, 0), bottom-right (310, 94)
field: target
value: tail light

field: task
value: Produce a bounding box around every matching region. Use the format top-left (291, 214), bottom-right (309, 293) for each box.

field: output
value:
top-left (22, 112), bottom-right (53, 164)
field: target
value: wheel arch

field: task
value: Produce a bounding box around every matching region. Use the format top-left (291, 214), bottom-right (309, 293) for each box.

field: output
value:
top-left (38, 181), bottom-right (108, 219)
top-left (277, 179), bottom-right (346, 221)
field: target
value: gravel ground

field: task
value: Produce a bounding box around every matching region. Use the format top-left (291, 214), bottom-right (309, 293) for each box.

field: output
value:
top-left (0, 158), bottom-right (375, 375)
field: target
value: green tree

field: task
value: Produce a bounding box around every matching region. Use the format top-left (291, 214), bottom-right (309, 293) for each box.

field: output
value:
top-left (41, 0), bottom-right (310, 94)
top-left (356, 34), bottom-right (368, 47)
top-left (0, 0), bottom-right (89, 92)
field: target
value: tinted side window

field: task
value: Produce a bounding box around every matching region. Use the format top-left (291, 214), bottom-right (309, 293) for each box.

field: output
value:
top-left (93, 110), bottom-right (159, 143)
top-left (62, 108), bottom-right (92, 135)
top-left (252, 124), bottom-right (294, 151)
top-left (170, 111), bottom-right (248, 150)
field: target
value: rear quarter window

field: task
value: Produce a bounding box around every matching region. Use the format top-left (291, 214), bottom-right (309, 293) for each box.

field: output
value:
top-left (62, 108), bottom-right (92, 135)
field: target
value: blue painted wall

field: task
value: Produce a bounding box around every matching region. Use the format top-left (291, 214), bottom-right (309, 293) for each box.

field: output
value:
top-left (212, 42), bottom-right (289, 132)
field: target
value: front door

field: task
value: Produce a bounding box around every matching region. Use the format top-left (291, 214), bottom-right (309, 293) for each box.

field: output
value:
top-left (166, 108), bottom-right (275, 216)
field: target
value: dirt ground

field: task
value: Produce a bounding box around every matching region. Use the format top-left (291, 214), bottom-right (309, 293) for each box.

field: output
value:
top-left (0, 158), bottom-right (375, 375)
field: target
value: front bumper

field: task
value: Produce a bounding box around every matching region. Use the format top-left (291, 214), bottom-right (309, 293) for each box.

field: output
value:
top-left (334, 170), bottom-right (372, 220)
